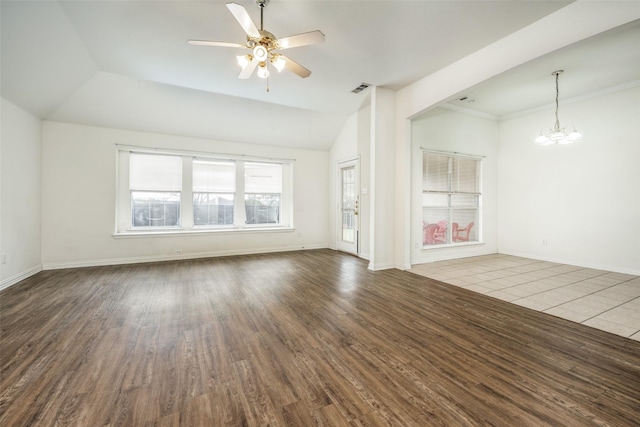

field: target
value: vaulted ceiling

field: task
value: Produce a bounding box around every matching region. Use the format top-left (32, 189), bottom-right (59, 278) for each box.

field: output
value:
top-left (2, 1), bottom-right (639, 150)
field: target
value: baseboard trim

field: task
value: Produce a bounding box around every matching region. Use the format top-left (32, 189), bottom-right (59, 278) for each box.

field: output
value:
top-left (497, 251), bottom-right (640, 277)
top-left (0, 265), bottom-right (43, 292)
top-left (368, 261), bottom-right (396, 271)
top-left (42, 244), bottom-right (328, 270)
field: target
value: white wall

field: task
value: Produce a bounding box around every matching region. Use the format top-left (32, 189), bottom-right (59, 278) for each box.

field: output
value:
top-left (1, 98), bottom-right (43, 289)
top-left (328, 103), bottom-right (371, 258)
top-left (41, 122), bottom-right (329, 268)
top-left (498, 86), bottom-right (640, 274)
top-left (369, 87), bottom-right (396, 270)
top-left (410, 107), bottom-right (499, 265)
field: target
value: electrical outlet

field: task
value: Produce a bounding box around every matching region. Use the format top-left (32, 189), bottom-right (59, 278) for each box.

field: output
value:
top-left (175, 249), bottom-right (183, 255)
top-left (1, 253), bottom-right (7, 264)
top-left (542, 239), bottom-right (548, 247)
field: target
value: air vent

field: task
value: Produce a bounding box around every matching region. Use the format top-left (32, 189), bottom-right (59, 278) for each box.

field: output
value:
top-left (351, 83), bottom-right (371, 94)
top-left (457, 96), bottom-right (476, 103)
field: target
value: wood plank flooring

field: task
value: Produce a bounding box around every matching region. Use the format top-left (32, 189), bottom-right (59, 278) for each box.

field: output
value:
top-left (1, 249), bottom-right (639, 426)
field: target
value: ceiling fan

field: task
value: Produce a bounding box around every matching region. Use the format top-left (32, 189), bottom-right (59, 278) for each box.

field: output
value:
top-left (188, 0), bottom-right (325, 80)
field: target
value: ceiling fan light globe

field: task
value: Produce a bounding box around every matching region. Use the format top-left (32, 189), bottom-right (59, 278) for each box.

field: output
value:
top-left (272, 56), bottom-right (286, 72)
top-left (237, 54), bottom-right (251, 69)
top-left (257, 64), bottom-right (270, 79)
top-left (253, 45), bottom-right (268, 61)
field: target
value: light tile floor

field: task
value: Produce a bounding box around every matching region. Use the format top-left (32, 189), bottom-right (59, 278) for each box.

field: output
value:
top-left (410, 254), bottom-right (640, 341)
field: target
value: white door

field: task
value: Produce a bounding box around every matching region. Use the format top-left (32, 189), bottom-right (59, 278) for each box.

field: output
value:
top-left (337, 160), bottom-right (359, 255)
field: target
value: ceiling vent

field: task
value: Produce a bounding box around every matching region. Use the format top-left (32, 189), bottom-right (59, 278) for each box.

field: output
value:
top-left (457, 96), bottom-right (476, 103)
top-left (351, 83), bottom-right (371, 94)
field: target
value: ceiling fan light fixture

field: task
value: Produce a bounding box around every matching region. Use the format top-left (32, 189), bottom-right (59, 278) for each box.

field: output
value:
top-left (272, 55), bottom-right (286, 72)
top-left (257, 62), bottom-right (269, 79)
top-left (253, 45), bottom-right (268, 61)
top-left (189, 1), bottom-right (324, 84)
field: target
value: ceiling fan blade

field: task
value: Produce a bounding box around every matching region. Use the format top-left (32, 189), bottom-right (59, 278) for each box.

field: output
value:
top-left (239, 58), bottom-right (259, 79)
top-left (281, 55), bottom-right (311, 78)
top-left (188, 39), bottom-right (247, 48)
top-left (276, 30), bottom-right (325, 50)
top-left (226, 2), bottom-right (260, 39)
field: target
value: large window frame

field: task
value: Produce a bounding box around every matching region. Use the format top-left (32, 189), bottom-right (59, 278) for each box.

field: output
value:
top-left (115, 147), bottom-right (294, 235)
top-left (422, 150), bottom-right (482, 247)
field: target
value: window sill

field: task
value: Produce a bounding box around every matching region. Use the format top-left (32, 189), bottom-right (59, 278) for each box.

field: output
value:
top-left (421, 241), bottom-right (484, 250)
top-left (113, 226), bottom-right (295, 239)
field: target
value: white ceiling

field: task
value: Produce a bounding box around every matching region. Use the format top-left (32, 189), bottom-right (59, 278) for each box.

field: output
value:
top-left (2, 1), bottom-right (639, 150)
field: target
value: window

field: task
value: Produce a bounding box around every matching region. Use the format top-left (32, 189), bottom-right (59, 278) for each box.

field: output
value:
top-left (116, 148), bottom-right (293, 234)
top-left (422, 152), bottom-right (481, 246)
top-left (130, 153), bottom-right (182, 228)
top-left (244, 162), bottom-right (281, 225)
top-left (193, 160), bottom-right (235, 226)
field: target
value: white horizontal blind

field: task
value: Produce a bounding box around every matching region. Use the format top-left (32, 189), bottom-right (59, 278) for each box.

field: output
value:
top-left (422, 150), bottom-right (481, 246)
top-left (193, 160), bottom-right (235, 192)
top-left (245, 162), bottom-right (282, 193)
top-left (423, 154), bottom-right (449, 192)
top-left (452, 157), bottom-right (479, 194)
top-left (130, 153), bottom-right (182, 191)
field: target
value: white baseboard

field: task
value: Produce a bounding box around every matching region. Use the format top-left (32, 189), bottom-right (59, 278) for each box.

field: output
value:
top-left (498, 250), bottom-right (640, 277)
top-left (0, 265), bottom-right (43, 292)
top-left (368, 261), bottom-right (396, 271)
top-left (42, 244), bottom-right (328, 270)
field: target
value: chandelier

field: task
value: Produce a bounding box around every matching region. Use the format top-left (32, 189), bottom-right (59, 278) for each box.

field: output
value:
top-left (535, 70), bottom-right (582, 145)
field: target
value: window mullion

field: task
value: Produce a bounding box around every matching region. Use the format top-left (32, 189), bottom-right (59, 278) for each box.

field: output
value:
top-left (182, 156), bottom-right (194, 229)
top-left (236, 161), bottom-right (246, 227)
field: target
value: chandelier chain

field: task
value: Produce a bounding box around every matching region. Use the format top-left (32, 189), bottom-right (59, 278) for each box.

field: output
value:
top-left (554, 72), bottom-right (560, 131)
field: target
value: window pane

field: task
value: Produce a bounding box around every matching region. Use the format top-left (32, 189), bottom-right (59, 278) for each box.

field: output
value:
top-left (423, 154), bottom-right (449, 192)
top-left (342, 211), bottom-right (355, 243)
top-left (451, 194), bottom-right (478, 208)
top-left (423, 193), bottom-right (448, 207)
top-left (245, 163), bottom-right (282, 193)
top-left (452, 157), bottom-right (479, 193)
top-left (193, 193), bottom-right (234, 225)
top-left (452, 210), bottom-right (478, 243)
top-left (131, 191), bottom-right (180, 227)
top-left (342, 167), bottom-right (356, 209)
top-left (193, 160), bottom-right (235, 192)
top-left (422, 208), bottom-right (449, 245)
top-left (130, 153), bottom-right (182, 191)
top-left (245, 193), bottom-right (280, 224)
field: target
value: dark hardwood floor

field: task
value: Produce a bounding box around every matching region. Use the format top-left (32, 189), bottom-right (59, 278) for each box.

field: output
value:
top-left (1, 249), bottom-right (639, 426)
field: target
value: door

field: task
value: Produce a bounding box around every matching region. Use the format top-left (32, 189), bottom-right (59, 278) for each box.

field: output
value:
top-left (337, 159), bottom-right (359, 255)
